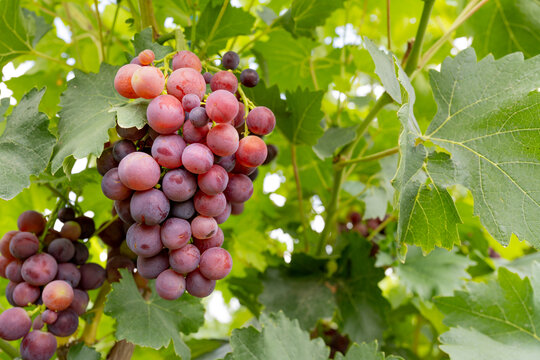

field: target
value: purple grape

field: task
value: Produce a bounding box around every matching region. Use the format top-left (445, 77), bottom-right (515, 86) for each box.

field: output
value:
top-left (151, 134), bottom-right (186, 169)
top-left (191, 216), bottom-right (218, 239)
top-left (217, 154), bottom-right (236, 172)
top-left (118, 152), bottom-right (161, 191)
top-left (199, 247), bottom-right (232, 280)
top-left (106, 255), bottom-right (135, 283)
top-left (231, 202), bottom-right (244, 215)
top-left (248, 168), bottom-right (259, 181)
top-left (263, 144), bottom-right (278, 165)
top-left (136, 251), bottom-right (169, 279)
top-left (6, 259), bottom-right (24, 282)
top-left (240, 68), bottom-right (259, 87)
top-left (224, 174), bottom-right (253, 203)
top-left (56, 262), bottom-right (81, 288)
top-left (79, 263), bottom-right (106, 290)
top-left (156, 269), bottom-right (186, 300)
top-left (161, 218), bottom-right (192, 250)
top-left (69, 289), bottom-right (89, 316)
top-left (115, 198), bottom-right (135, 225)
top-left (98, 218), bottom-right (125, 247)
top-left (12, 282), bottom-right (41, 307)
top-left (233, 101), bottom-right (246, 128)
top-left (189, 106), bottom-right (209, 128)
top-left (71, 242), bottom-right (89, 265)
top-left (186, 269), bottom-right (215, 298)
top-left (203, 72), bottom-right (213, 84)
top-left (20, 330), bottom-right (57, 360)
top-left (182, 93), bottom-right (201, 112)
top-left (169, 244), bottom-right (200, 274)
top-left (47, 238), bottom-right (75, 263)
top-left (214, 203), bottom-right (231, 224)
top-left (116, 124), bottom-right (148, 141)
top-left (113, 139), bottom-right (137, 162)
top-left (194, 227), bottom-right (224, 253)
top-left (5, 281), bottom-right (18, 306)
top-left (10, 232), bottom-right (39, 260)
top-left (170, 200), bottom-right (196, 220)
top-left (33, 315), bottom-right (44, 331)
top-left (96, 147), bottom-right (119, 176)
top-left (162, 169), bottom-right (197, 202)
top-left (130, 189), bottom-right (170, 225)
top-left (101, 167), bottom-right (133, 201)
top-left (210, 71), bottom-right (238, 94)
top-left (47, 309), bottom-right (79, 337)
top-left (58, 207), bottom-right (76, 223)
top-left (194, 191), bottom-right (227, 217)
top-left (182, 143), bottom-right (214, 174)
top-left (0, 307), bottom-right (31, 340)
top-left (198, 165), bottom-right (229, 195)
top-left (74, 216), bottom-right (95, 239)
top-left (42, 309), bottom-right (58, 325)
top-left (182, 120), bottom-right (210, 144)
top-left (126, 223), bottom-right (162, 258)
top-left (222, 51), bottom-right (239, 70)
top-left (17, 211), bottom-right (46, 235)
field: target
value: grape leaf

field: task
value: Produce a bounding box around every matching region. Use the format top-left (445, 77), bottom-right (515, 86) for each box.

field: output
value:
top-left (0, 88), bottom-right (55, 200)
top-left (289, 0), bottom-right (345, 37)
top-left (132, 28), bottom-right (173, 60)
top-left (227, 311), bottom-right (329, 360)
top-left (313, 126), bottom-right (357, 159)
top-left (334, 341), bottom-right (404, 360)
top-left (259, 267), bottom-right (336, 330)
top-left (436, 265), bottom-right (540, 360)
top-left (51, 63), bottom-right (126, 173)
top-left (279, 88), bottom-right (324, 145)
top-left (0, 98), bottom-right (10, 117)
top-left (425, 49), bottom-right (540, 248)
top-left (67, 343), bottom-right (100, 360)
top-left (111, 99), bottom-right (149, 130)
top-left (104, 269), bottom-right (205, 360)
top-left (364, 38), bottom-right (401, 103)
top-left (396, 246), bottom-right (474, 299)
top-left (467, 0), bottom-right (540, 59)
top-left (0, 0), bottom-right (51, 67)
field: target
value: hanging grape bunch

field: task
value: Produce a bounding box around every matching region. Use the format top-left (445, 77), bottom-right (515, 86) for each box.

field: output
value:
top-left (0, 209), bottom-right (101, 359)
top-left (100, 48), bottom-right (277, 301)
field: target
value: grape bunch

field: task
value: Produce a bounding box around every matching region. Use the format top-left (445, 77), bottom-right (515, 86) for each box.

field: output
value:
top-left (0, 209), bottom-right (104, 360)
top-left (100, 48), bottom-right (277, 301)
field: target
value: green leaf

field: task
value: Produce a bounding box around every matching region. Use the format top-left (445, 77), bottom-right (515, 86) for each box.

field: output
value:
top-left (425, 49), bottom-right (540, 248)
top-left (396, 246), bottom-right (474, 299)
top-left (259, 267), bottom-right (336, 330)
top-left (0, 0), bottom-right (51, 67)
top-left (0, 88), bottom-right (55, 200)
top-left (335, 236), bottom-right (389, 343)
top-left (468, 0), bottom-right (540, 59)
top-left (104, 269), bottom-right (205, 360)
top-left (227, 311), bottom-right (330, 360)
top-left (111, 99), bottom-right (149, 130)
top-left (335, 341), bottom-right (404, 360)
top-left (197, 2), bottom-right (255, 55)
top-left (279, 88), bottom-right (324, 145)
top-left (67, 343), bottom-right (100, 360)
top-left (364, 38), bottom-right (401, 103)
top-left (313, 126), bottom-right (357, 159)
top-left (132, 27), bottom-right (173, 60)
top-left (227, 269), bottom-right (264, 316)
top-left (289, 0), bottom-right (345, 37)
top-left (436, 265), bottom-right (540, 360)
top-left (0, 98), bottom-right (10, 118)
top-left (51, 63), bottom-right (126, 173)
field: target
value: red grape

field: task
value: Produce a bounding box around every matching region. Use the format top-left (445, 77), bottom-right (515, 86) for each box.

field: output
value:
top-left (166, 68), bottom-right (206, 102)
top-left (0, 255), bottom-right (10, 278)
top-left (207, 123), bottom-right (239, 156)
top-left (0, 230), bottom-right (18, 260)
top-left (199, 247), bottom-right (232, 280)
top-left (47, 238), bottom-right (75, 263)
top-left (231, 202), bottom-right (245, 215)
top-left (126, 223), bottom-right (162, 258)
top-left (214, 203), bottom-right (231, 224)
top-left (17, 211), bottom-right (46, 235)
top-left (10, 232), bottom-right (39, 259)
top-left (12, 282), bottom-right (40, 307)
top-left (21, 253), bottom-right (58, 286)
top-left (20, 330), bottom-right (57, 360)
top-left (191, 216), bottom-right (217, 239)
top-left (161, 218), bottom-right (191, 250)
top-left (194, 191), bottom-right (227, 217)
top-left (130, 189), bottom-right (170, 225)
top-left (224, 173), bottom-right (253, 203)
top-left (6, 260), bottom-right (24, 283)
top-left (147, 94), bottom-right (185, 134)
top-left (236, 135), bottom-right (267, 167)
top-left (118, 152), bottom-right (161, 191)
top-left (169, 244), bottom-right (200, 274)
top-left (205, 90), bottom-right (239, 123)
top-left (182, 93), bottom-right (201, 112)
top-left (131, 66), bottom-right (165, 99)
top-left (60, 221), bottom-right (82, 241)
top-left (102, 167), bottom-right (133, 200)
top-left (41, 310), bottom-right (58, 325)
top-left (186, 269), bottom-right (215, 298)
top-left (71, 242), bottom-right (89, 265)
top-left (216, 154), bottom-right (236, 172)
top-left (182, 143), bottom-right (214, 174)
top-left (182, 120), bottom-right (210, 144)
top-left (114, 64), bottom-right (140, 99)
top-left (233, 101), bottom-right (246, 128)
top-left (246, 106), bottom-right (275, 135)
top-left (56, 262), bottom-right (81, 288)
top-left (194, 227), bottom-right (224, 253)
top-left (172, 50), bottom-right (202, 72)
top-left (162, 169), bottom-right (197, 202)
top-left (210, 71), bottom-right (238, 93)
top-left (42, 280), bottom-right (74, 311)
top-left (156, 269), bottom-right (186, 300)
top-left (138, 49), bottom-right (155, 65)
top-left (198, 165), bottom-right (229, 195)
top-left (151, 134), bottom-right (186, 169)
top-left (136, 251), bottom-right (169, 279)
top-left (0, 307), bottom-right (31, 341)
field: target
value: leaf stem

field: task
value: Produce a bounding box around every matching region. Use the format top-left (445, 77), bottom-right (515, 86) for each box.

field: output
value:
top-left (404, 0), bottom-right (435, 75)
top-left (93, 0), bottom-right (106, 62)
top-left (335, 146), bottom-right (399, 169)
top-left (81, 281), bottom-right (111, 345)
top-left (0, 339), bottom-right (19, 359)
top-left (317, 168), bottom-right (345, 255)
top-left (199, 0), bottom-right (229, 58)
top-left (291, 145), bottom-right (310, 252)
top-left (156, 32), bottom-right (176, 44)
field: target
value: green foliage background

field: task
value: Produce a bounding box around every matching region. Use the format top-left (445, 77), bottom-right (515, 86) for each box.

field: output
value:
top-left (0, 0), bottom-right (539, 359)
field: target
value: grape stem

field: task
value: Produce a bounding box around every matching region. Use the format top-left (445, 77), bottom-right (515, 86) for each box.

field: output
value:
top-left (81, 281), bottom-right (111, 345)
top-left (334, 146), bottom-right (399, 169)
top-left (0, 339), bottom-right (19, 359)
top-left (199, 0), bottom-right (230, 58)
top-left (367, 215), bottom-right (396, 241)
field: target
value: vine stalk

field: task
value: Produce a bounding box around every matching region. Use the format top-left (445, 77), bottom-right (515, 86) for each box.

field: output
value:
top-left (81, 282), bottom-right (111, 345)
top-left (0, 339), bottom-right (19, 359)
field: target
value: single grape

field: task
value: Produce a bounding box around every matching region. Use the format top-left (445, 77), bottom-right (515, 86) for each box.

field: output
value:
top-left (69, 289), bottom-right (89, 316)
top-left (56, 263), bottom-right (81, 288)
top-left (156, 269), bottom-right (186, 300)
top-left (263, 144), bottom-right (278, 165)
top-left (33, 315), bottom-right (44, 331)
top-left (47, 238), bottom-right (75, 263)
top-left (161, 218), bottom-right (191, 250)
top-left (207, 123), bottom-right (240, 157)
top-left (12, 282), bottom-right (41, 307)
top-left (71, 242), bottom-right (89, 266)
top-left (199, 247), bottom-right (232, 280)
top-left (60, 221), bottom-right (82, 241)
top-left (248, 168), bottom-right (259, 181)
top-left (115, 198), bottom-right (135, 225)
top-left (41, 310), bottom-right (58, 325)
top-left (198, 165), bottom-right (229, 195)
top-left (118, 152), bottom-right (161, 191)
top-left (101, 167), bottom-right (133, 201)
top-left (214, 203), bottom-right (231, 224)
top-left (205, 90), bottom-right (239, 123)
top-left (169, 244), bottom-right (200, 274)
top-left (42, 230), bottom-right (60, 247)
top-left (113, 139), bottom-right (137, 162)
top-left (1, 230), bottom-right (19, 260)
top-left (10, 232), bottom-right (39, 260)
top-left (182, 93), bottom-right (201, 112)
top-left (21, 253), bottom-right (57, 286)
top-left (130, 189), bottom-right (170, 225)
top-left (114, 64), bottom-right (140, 99)
top-left (79, 263), bottom-right (106, 290)
top-left (138, 49), bottom-right (155, 65)
top-left (233, 101), bottom-right (246, 128)
top-left (57, 207), bottom-right (76, 223)
top-left (182, 120), bottom-right (210, 143)
top-left (231, 202), bottom-right (244, 215)
top-left (136, 251), bottom-right (169, 279)
top-left (98, 218), bottom-right (125, 247)
top-left (106, 255), bottom-right (135, 283)
top-left (126, 223), bottom-right (162, 258)
top-left (0, 255), bottom-right (10, 278)
top-left (20, 330), bottom-right (57, 360)
top-left (5, 281), bottom-right (17, 306)
top-left (191, 216), bottom-right (218, 239)
top-left (222, 51), bottom-right (240, 70)
top-left (166, 68), bottom-right (206, 102)
top-left (116, 124), bottom-right (148, 141)
top-left (6, 260), bottom-right (24, 283)
top-left (47, 309), bottom-right (79, 337)
top-left (246, 106), bottom-right (275, 135)
top-left (162, 169), bottom-right (197, 202)
top-left (236, 135), bottom-right (268, 167)
top-left (17, 211), bottom-right (46, 235)
top-left (147, 94), bottom-right (185, 134)
top-left (131, 66), bottom-right (165, 99)
top-left (188, 107), bottom-right (209, 128)
top-left (194, 227), bottom-right (224, 252)
top-left (130, 56), bottom-right (142, 65)
top-left (232, 161), bottom-right (256, 175)
top-left (186, 269), bottom-right (215, 298)
top-left (151, 134), bottom-right (186, 169)
top-left (203, 72), bottom-right (213, 84)
top-left (224, 173), bottom-right (253, 203)
top-left (172, 50), bottom-right (202, 72)
top-left (210, 71), bottom-right (238, 93)
top-left (240, 68), bottom-right (259, 87)
top-left (0, 307), bottom-right (31, 341)
top-left (170, 200), bottom-right (196, 220)
top-left (74, 216), bottom-right (95, 239)
top-left (194, 191), bottom-right (227, 217)
top-left (216, 154), bottom-right (236, 172)
top-left (182, 143), bottom-right (214, 174)
top-left (42, 280), bottom-right (74, 311)
top-left (96, 147), bottom-right (119, 176)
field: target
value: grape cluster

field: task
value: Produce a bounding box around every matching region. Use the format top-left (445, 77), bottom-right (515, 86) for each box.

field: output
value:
top-left (102, 48), bottom-right (277, 301)
top-left (0, 209), bottom-right (103, 360)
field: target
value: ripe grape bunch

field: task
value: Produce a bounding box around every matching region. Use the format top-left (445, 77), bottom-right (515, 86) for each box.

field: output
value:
top-left (0, 209), bottom-right (104, 360)
top-left (100, 48), bottom-right (277, 301)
